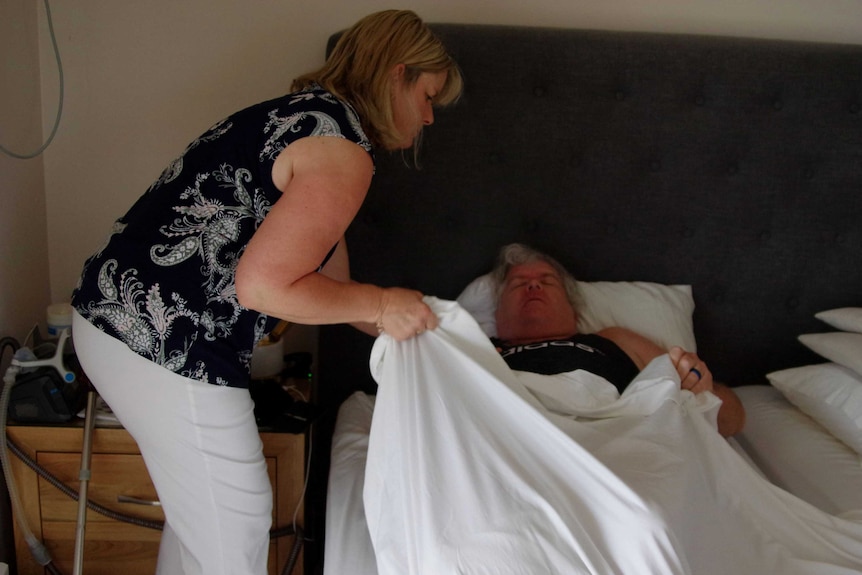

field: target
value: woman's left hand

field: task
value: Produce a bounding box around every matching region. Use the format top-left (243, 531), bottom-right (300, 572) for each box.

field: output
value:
top-left (668, 346), bottom-right (713, 395)
top-left (376, 287), bottom-right (439, 341)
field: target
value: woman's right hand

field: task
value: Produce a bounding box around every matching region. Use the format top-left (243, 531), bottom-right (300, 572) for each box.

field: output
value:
top-left (376, 287), bottom-right (439, 341)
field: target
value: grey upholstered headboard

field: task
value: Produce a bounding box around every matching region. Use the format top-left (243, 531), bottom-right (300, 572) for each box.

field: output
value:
top-left (319, 24), bottom-right (862, 392)
top-left (307, 24), bottom-right (862, 565)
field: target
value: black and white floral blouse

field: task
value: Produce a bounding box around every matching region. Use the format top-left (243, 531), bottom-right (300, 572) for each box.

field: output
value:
top-left (72, 86), bottom-right (373, 387)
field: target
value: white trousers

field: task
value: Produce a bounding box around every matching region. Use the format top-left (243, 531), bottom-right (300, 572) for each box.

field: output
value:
top-left (73, 311), bottom-right (272, 575)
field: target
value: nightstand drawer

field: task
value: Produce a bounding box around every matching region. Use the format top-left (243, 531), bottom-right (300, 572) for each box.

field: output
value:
top-left (40, 521), bottom-right (161, 575)
top-left (38, 452), bottom-right (164, 523)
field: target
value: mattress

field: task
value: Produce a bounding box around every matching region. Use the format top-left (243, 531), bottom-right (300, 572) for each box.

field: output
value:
top-left (734, 384), bottom-right (862, 517)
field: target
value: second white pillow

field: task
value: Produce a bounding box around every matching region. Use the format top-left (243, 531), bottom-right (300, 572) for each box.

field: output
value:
top-left (799, 332), bottom-right (862, 378)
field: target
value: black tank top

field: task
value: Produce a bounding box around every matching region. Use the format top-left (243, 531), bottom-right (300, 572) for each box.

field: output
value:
top-left (493, 333), bottom-right (639, 394)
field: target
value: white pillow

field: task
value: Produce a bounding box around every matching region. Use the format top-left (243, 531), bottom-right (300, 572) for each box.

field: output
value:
top-left (815, 308), bottom-right (862, 334)
top-left (456, 274), bottom-right (499, 337)
top-left (767, 362), bottom-right (862, 455)
top-left (456, 273), bottom-right (696, 351)
top-left (798, 332), bottom-right (862, 378)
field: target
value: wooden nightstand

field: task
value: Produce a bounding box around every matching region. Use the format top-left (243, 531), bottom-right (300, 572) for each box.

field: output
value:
top-left (6, 424), bottom-right (306, 575)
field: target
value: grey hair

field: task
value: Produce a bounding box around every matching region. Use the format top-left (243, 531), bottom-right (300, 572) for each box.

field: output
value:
top-left (491, 243), bottom-right (581, 309)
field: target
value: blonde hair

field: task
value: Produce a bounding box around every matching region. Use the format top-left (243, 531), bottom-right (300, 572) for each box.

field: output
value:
top-left (491, 243), bottom-right (582, 310)
top-left (292, 10), bottom-right (463, 151)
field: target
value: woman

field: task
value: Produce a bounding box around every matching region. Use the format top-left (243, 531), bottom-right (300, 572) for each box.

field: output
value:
top-left (70, 10), bottom-right (462, 575)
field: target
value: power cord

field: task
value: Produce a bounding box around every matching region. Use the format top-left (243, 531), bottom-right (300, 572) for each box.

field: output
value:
top-left (0, 0), bottom-right (64, 159)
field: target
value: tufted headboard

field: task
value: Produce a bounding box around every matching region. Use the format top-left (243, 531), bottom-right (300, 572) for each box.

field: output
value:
top-left (306, 24), bottom-right (862, 564)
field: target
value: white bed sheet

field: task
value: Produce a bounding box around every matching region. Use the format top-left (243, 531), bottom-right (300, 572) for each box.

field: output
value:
top-left (325, 394), bottom-right (772, 575)
top-left (324, 390), bottom-right (378, 575)
top-left (325, 298), bottom-right (862, 575)
top-left (734, 384), bottom-right (862, 516)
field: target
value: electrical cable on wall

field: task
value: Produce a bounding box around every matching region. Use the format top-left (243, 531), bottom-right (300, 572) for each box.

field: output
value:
top-left (0, 0), bottom-right (64, 160)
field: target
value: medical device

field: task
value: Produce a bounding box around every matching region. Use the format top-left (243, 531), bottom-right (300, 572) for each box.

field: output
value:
top-left (6, 329), bottom-right (84, 424)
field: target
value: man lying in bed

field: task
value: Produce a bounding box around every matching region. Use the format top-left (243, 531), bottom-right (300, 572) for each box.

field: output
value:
top-left (488, 243), bottom-right (746, 437)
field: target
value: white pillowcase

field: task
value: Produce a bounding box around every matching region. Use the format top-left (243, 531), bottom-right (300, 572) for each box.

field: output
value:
top-left (456, 273), bottom-right (696, 351)
top-left (455, 274), bottom-right (499, 337)
top-left (815, 307), bottom-right (862, 334)
top-left (798, 332), bottom-right (862, 378)
top-left (767, 362), bottom-right (862, 455)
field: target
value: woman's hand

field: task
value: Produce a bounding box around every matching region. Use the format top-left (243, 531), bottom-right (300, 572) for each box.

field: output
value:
top-left (376, 287), bottom-right (439, 341)
top-left (668, 346), bottom-right (713, 395)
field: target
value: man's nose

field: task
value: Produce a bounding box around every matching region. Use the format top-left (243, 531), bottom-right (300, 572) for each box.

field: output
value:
top-left (527, 279), bottom-right (542, 290)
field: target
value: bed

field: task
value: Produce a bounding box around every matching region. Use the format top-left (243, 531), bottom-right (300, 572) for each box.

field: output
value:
top-left (305, 24), bottom-right (862, 574)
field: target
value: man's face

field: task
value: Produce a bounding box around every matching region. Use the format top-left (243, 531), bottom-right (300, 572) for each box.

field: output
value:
top-left (495, 261), bottom-right (578, 343)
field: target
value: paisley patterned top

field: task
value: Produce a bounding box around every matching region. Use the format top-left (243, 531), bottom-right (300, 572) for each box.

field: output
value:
top-left (71, 86), bottom-right (373, 387)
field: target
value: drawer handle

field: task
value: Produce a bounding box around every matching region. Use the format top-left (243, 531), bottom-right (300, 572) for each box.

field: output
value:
top-left (118, 495), bottom-right (162, 507)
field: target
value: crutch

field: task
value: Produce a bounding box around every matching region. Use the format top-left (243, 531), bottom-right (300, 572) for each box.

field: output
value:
top-left (72, 383), bottom-right (98, 575)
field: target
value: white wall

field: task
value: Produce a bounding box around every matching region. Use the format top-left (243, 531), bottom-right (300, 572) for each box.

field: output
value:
top-left (0, 0), bottom-right (50, 345)
top-left (0, 0), bottom-right (50, 563)
top-left (2, 0), bottom-right (862, 344)
top-left (36, 0), bottom-right (862, 306)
